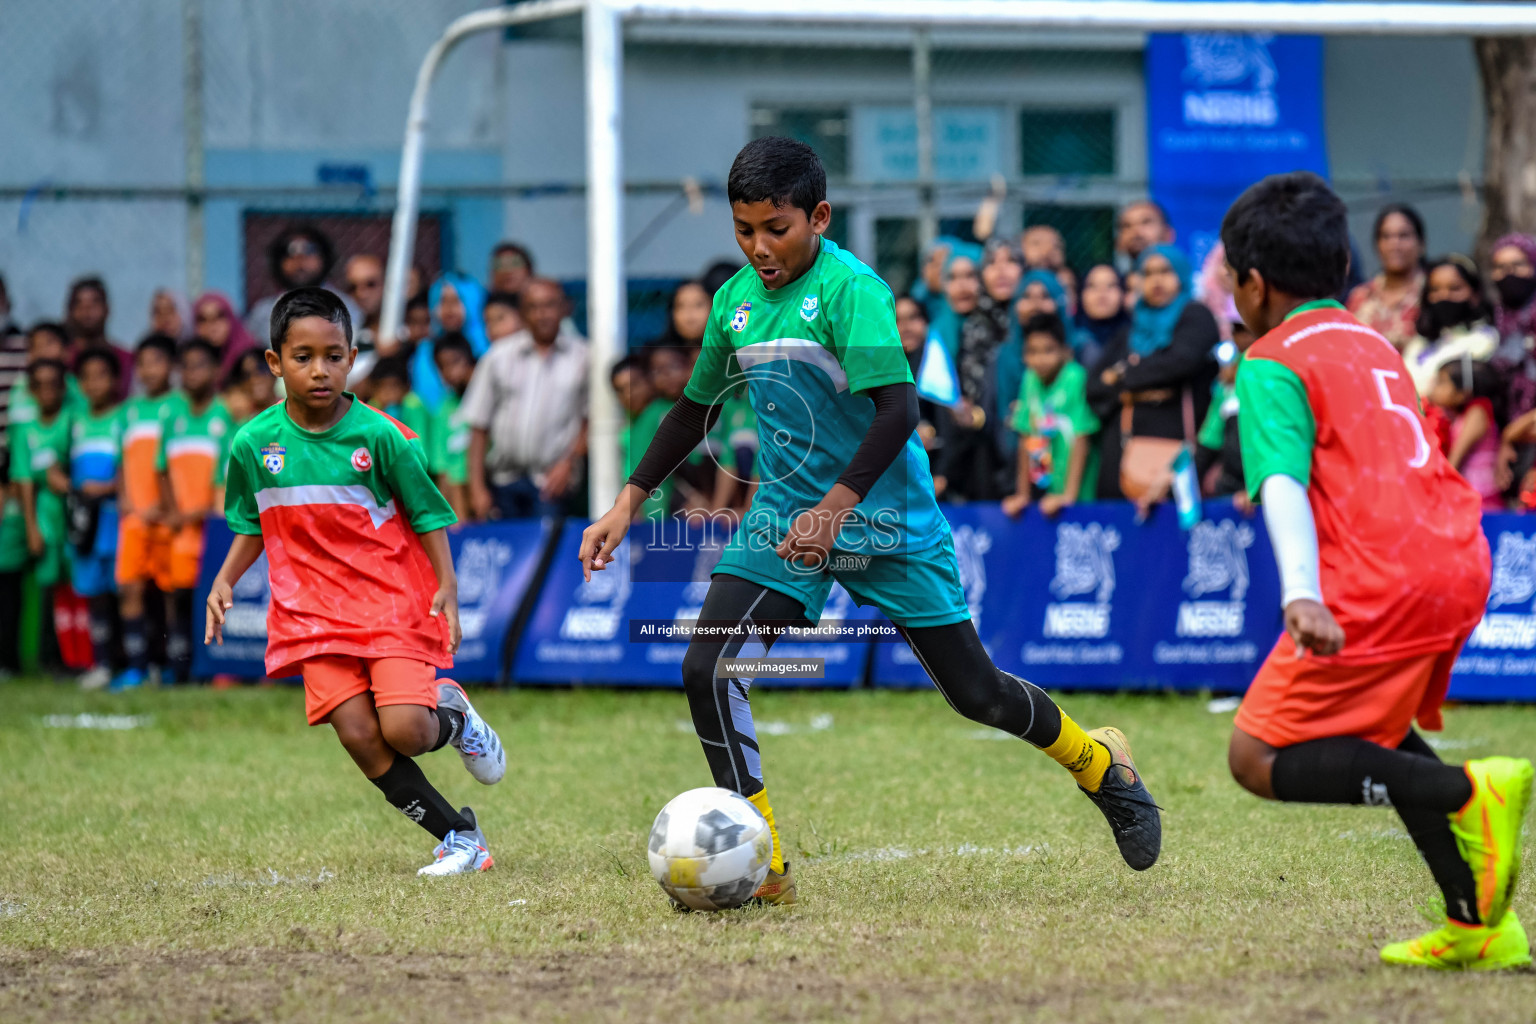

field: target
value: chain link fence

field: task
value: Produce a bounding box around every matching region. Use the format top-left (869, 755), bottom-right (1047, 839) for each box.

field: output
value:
top-left (0, 2), bottom-right (1488, 350)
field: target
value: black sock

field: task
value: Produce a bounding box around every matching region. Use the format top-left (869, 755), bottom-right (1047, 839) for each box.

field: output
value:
top-left (1395, 730), bottom-right (1480, 924)
top-left (367, 755), bottom-right (473, 840)
top-left (168, 590), bottom-right (194, 681)
top-left (431, 707), bottom-right (466, 752)
top-left (122, 615), bottom-right (147, 671)
top-left (1271, 735), bottom-right (1473, 811)
top-left (899, 621), bottom-right (1064, 747)
top-left (88, 593), bottom-right (116, 669)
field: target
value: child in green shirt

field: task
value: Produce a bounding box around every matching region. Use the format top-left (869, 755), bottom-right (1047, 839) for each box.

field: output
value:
top-left (428, 333), bottom-right (477, 521)
top-left (1003, 312), bottom-right (1100, 517)
top-left (610, 353), bottom-right (671, 521)
top-left (8, 323), bottom-right (83, 429)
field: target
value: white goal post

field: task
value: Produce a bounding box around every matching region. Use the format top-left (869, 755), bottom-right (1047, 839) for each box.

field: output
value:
top-left (380, 0), bottom-right (1536, 518)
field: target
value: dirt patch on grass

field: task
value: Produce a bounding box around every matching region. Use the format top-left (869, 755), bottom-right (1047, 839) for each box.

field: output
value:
top-left (0, 947), bottom-right (1527, 1024)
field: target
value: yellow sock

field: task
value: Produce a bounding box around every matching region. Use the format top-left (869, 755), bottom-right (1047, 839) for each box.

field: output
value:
top-left (747, 788), bottom-right (785, 874)
top-left (1041, 712), bottom-right (1110, 793)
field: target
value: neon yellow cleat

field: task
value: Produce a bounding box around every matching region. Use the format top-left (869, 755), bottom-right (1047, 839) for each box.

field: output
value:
top-left (1381, 911), bottom-right (1531, 971)
top-left (1451, 756), bottom-right (1534, 926)
top-left (748, 861), bottom-right (797, 906)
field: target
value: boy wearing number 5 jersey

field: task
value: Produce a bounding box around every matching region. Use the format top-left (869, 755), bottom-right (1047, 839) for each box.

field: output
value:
top-left (1223, 172), bottom-right (1530, 970)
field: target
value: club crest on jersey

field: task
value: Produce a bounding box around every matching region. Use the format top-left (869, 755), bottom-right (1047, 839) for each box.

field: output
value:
top-left (351, 447), bottom-right (373, 472)
top-left (800, 295), bottom-right (819, 322)
top-left (261, 444), bottom-right (285, 475)
top-left (730, 302), bottom-right (751, 333)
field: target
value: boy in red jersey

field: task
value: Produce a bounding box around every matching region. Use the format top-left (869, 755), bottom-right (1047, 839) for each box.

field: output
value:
top-left (205, 288), bottom-right (506, 877)
top-left (1223, 172), bottom-right (1531, 970)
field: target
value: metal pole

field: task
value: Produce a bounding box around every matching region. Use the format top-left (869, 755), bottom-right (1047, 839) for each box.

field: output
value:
top-left (183, 0), bottom-right (205, 298)
top-left (380, 0), bottom-right (587, 348)
top-left (619, 0), bottom-right (1536, 35)
top-left (584, 0), bottom-right (627, 516)
top-left (913, 28), bottom-right (935, 250)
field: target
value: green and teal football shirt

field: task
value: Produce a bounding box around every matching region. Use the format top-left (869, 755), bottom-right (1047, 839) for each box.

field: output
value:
top-left (683, 238), bottom-right (947, 555)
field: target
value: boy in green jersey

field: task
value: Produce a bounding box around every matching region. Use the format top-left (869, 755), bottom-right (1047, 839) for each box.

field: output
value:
top-left (611, 352), bottom-right (671, 521)
top-left (8, 324), bottom-right (83, 428)
top-left (429, 334), bottom-right (476, 521)
top-left (113, 334), bottom-right (179, 691)
top-left (581, 138), bottom-right (1162, 904)
top-left (1002, 312), bottom-right (1099, 518)
top-left (206, 288), bottom-right (506, 876)
top-left (11, 359), bottom-right (71, 673)
top-left (68, 350), bottom-right (125, 691)
top-left (368, 355), bottom-right (432, 442)
top-left (157, 340), bottom-right (234, 682)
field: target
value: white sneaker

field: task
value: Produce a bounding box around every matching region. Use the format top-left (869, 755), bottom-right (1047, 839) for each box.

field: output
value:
top-left (436, 682), bottom-right (506, 785)
top-left (77, 666), bottom-right (111, 691)
top-left (417, 808), bottom-right (494, 876)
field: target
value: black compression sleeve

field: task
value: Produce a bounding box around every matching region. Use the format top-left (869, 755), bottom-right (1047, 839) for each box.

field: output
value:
top-left (626, 395), bottom-right (722, 495)
top-left (834, 382), bottom-right (919, 500)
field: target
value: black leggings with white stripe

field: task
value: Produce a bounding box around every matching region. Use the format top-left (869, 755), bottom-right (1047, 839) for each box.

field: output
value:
top-left (680, 574), bottom-right (1064, 796)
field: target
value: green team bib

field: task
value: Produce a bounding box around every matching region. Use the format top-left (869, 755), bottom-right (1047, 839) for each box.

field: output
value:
top-left (428, 391), bottom-right (470, 487)
top-left (682, 238), bottom-right (946, 554)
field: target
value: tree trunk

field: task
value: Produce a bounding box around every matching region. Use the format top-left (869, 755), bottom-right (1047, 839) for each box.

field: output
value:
top-left (1477, 37), bottom-right (1536, 258)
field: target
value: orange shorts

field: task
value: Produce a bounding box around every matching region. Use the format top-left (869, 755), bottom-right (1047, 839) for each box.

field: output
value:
top-left (1235, 636), bottom-right (1466, 749)
top-left (115, 516), bottom-right (170, 586)
top-left (155, 523), bottom-right (206, 592)
top-left (299, 655), bottom-right (440, 726)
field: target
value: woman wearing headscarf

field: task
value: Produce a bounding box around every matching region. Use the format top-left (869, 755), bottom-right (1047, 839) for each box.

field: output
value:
top-left (1085, 244), bottom-right (1219, 502)
top-left (1484, 235), bottom-right (1536, 492)
top-left (192, 290), bottom-right (258, 387)
top-left (934, 240), bottom-right (1015, 501)
top-left (932, 242), bottom-right (983, 361)
top-left (414, 272), bottom-right (490, 413)
top-left (148, 289), bottom-right (192, 342)
top-left (1075, 263), bottom-right (1130, 359)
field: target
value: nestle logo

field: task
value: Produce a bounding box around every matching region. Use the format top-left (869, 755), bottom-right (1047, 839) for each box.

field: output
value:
top-left (1183, 91), bottom-right (1278, 127)
top-left (1176, 601), bottom-right (1245, 638)
top-left (1470, 614), bottom-right (1536, 650)
top-left (1043, 603), bottom-right (1111, 639)
top-left (560, 608), bottom-right (621, 641)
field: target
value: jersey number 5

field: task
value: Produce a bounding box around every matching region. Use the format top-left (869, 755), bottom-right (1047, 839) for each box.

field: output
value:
top-left (1371, 368), bottom-right (1431, 469)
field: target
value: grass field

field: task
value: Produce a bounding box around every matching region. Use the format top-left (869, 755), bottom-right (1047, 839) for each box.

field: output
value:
top-left (1, 679), bottom-right (1533, 1023)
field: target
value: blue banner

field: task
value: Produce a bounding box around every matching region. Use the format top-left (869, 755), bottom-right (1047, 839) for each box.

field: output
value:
top-left (1449, 515), bottom-right (1536, 701)
top-left (1146, 30), bottom-right (1329, 272)
top-left (192, 518), bottom-right (550, 683)
top-left (512, 519), bottom-right (873, 687)
top-left (873, 500), bottom-right (1283, 690)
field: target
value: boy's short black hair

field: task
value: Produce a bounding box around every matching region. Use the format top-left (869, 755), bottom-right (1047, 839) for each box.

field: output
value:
top-left (405, 295), bottom-right (429, 315)
top-left (1022, 312), bottom-right (1068, 347)
top-left (610, 352), bottom-right (647, 383)
top-left (1221, 171), bottom-right (1349, 300)
top-left (433, 332), bottom-right (475, 365)
top-left (136, 333), bottom-right (178, 362)
top-left (369, 354), bottom-right (410, 387)
top-left (179, 338), bottom-right (219, 365)
top-left (727, 136), bottom-right (827, 218)
top-left (270, 286), bottom-right (352, 351)
top-left (26, 321), bottom-right (68, 348)
top-left (27, 358), bottom-right (66, 385)
top-left (75, 347), bottom-right (121, 380)
top-left (484, 291), bottom-right (520, 313)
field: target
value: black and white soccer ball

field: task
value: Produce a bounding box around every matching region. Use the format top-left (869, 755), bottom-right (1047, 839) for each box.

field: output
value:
top-left (647, 787), bottom-right (772, 911)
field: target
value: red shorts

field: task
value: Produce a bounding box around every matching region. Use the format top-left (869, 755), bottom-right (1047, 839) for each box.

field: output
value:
top-left (299, 655), bottom-right (440, 726)
top-left (1235, 636), bottom-right (1466, 748)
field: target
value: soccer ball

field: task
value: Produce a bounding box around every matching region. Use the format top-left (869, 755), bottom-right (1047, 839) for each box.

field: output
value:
top-left (647, 787), bottom-right (773, 911)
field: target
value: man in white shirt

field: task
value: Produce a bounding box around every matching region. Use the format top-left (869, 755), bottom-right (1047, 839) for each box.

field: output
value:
top-left (461, 278), bottom-right (588, 519)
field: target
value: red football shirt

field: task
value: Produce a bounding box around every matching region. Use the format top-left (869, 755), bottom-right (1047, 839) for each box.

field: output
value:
top-left (1240, 305), bottom-right (1490, 663)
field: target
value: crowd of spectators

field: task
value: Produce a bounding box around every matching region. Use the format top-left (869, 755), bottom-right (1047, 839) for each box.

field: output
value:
top-left (7, 194), bottom-right (1536, 689)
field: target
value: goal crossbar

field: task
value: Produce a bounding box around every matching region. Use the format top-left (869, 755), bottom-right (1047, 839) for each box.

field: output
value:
top-left (379, 0), bottom-right (1536, 516)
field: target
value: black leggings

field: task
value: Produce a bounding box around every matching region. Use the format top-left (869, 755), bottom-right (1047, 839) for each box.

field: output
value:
top-left (680, 574), bottom-right (1063, 796)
